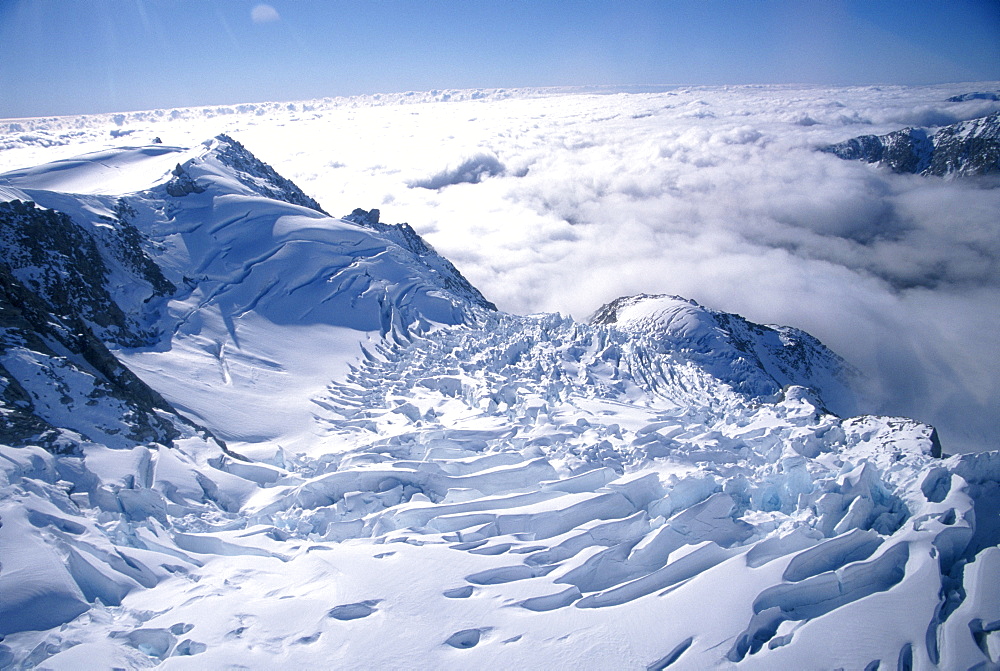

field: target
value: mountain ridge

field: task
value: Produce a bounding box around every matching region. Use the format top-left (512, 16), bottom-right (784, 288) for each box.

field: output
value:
top-left (821, 112), bottom-right (1000, 177)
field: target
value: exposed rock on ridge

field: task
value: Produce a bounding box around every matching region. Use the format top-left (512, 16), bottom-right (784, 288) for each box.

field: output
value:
top-left (210, 134), bottom-right (328, 213)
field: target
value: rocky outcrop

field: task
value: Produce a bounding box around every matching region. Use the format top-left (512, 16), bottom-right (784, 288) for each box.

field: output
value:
top-left (165, 163), bottom-right (205, 196)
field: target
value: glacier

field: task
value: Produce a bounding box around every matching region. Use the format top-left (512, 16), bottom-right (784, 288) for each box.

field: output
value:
top-left (0, 134), bottom-right (998, 669)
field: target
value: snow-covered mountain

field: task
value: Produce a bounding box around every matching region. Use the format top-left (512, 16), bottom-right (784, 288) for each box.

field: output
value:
top-left (590, 294), bottom-right (859, 418)
top-left (0, 138), bottom-right (997, 669)
top-left (821, 112), bottom-right (1000, 177)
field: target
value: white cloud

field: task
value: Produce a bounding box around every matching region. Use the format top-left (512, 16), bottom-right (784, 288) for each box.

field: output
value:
top-left (251, 4), bottom-right (280, 24)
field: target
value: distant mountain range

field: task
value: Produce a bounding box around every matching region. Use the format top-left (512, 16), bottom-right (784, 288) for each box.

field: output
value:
top-left (822, 112), bottom-right (1000, 177)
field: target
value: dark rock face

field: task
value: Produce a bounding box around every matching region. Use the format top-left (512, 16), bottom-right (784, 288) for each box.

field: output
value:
top-left (165, 163), bottom-right (206, 197)
top-left (0, 261), bottom-right (178, 450)
top-left (0, 199), bottom-right (173, 347)
top-left (0, 356), bottom-right (58, 448)
top-left (99, 199), bottom-right (176, 301)
top-left (0, 200), bottom-right (183, 449)
top-left (927, 114), bottom-right (1000, 176)
top-left (822, 113), bottom-right (1000, 177)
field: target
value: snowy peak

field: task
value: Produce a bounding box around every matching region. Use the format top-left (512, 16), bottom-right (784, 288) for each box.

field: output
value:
top-left (1, 137), bottom-right (498, 448)
top-left (168, 134), bottom-right (327, 213)
top-left (592, 293), bottom-right (858, 416)
top-left (822, 112), bottom-right (1000, 177)
top-left (142, 162), bottom-right (492, 336)
top-left (0, 136), bottom-right (493, 336)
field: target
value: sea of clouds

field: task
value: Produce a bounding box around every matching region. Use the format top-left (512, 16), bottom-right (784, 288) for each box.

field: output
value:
top-left (2, 83), bottom-right (998, 452)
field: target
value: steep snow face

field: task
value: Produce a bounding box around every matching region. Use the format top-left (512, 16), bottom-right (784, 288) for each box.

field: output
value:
top-left (0, 138), bottom-right (998, 670)
top-left (341, 207), bottom-right (496, 312)
top-left (822, 112), bottom-right (1000, 176)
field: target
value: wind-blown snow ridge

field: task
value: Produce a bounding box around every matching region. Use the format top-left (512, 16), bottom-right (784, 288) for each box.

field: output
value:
top-left (0, 138), bottom-right (997, 669)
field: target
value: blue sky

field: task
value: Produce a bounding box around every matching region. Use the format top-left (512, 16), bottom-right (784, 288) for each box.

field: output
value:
top-left (1, 0), bottom-right (998, 118)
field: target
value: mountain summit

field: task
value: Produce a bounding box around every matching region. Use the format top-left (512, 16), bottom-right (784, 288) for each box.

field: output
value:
top-left (0, 137), bottom-right (997, 669)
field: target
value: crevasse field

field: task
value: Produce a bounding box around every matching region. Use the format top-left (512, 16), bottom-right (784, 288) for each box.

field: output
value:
top-left (0, 85), bottom-right (998, 669)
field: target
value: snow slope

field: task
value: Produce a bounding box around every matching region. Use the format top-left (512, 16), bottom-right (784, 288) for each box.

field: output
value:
top-left (2, 135), bottom-right (491, 453)
top-left (0, 145), bottom-right (187, 196)
top-left (0, 138), bottom-right (998, 670)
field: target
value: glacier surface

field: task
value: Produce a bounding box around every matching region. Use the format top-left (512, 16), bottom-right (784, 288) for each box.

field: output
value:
top-left (0, 127), bottom-right (997, 669)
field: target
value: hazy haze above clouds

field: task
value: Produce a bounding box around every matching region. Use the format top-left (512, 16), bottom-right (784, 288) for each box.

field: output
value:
top-left (1, 83), bottom-right (998, 453)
